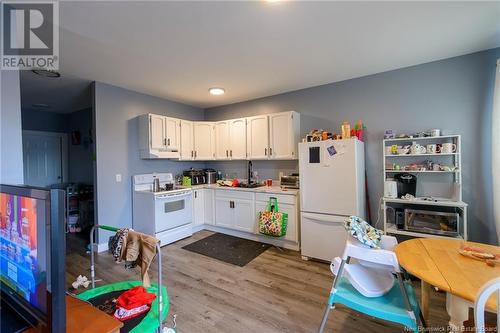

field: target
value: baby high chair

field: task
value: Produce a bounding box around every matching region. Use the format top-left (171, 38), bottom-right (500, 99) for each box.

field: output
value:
top-left (318, 235), bottom-right (424, 333)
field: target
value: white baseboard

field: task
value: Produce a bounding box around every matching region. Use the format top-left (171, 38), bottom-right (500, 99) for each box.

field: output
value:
top-left (202, 224), bottom-right (300, 251)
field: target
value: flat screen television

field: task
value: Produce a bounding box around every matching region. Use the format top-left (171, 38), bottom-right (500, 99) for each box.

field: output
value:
top-left (0, 185), bottom-right (65, 332)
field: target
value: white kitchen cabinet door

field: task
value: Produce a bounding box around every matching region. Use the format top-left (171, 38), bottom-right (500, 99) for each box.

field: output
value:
top-left (180, 120), bottom-right (194, 160)
top-left (229, 118), bottom-right (247, 160)
top-left (193, 189), bottom-right (205, 226)
top-left (215, 196), bottom-right (233, 229)
top-left (214, 121), bottom-right (230, 160)
top-left (165, 117), bottom-right (181, 151)
top-left (255, 201), bottom-right (297, 242)
top-left (194, 122), bottom-right (215, 160)
top-left (233, 199), bottom-right (255, 233)
top-left (246, 115), bottom-right (269, 159)
top-left (203, 189), bottom-right (214, 225)
top-left (150, 114), bottom-right (166, 150)
top-left (269, 111), bottom-right (297, 159)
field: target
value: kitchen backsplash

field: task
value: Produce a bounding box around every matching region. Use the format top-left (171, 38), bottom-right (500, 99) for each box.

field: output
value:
top-left (205, 160), bottom-right (298, 181)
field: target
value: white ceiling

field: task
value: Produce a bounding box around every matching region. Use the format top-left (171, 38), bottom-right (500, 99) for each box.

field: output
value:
top-left (24, 1), bottom-right (500, 111)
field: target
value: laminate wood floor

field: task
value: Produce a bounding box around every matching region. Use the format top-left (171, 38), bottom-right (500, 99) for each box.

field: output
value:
top-left (65, 231), bottom-right (463, 332)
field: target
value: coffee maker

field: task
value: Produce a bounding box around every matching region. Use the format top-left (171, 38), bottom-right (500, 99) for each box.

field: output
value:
top-left (394, 173), bottom-right (417, 197)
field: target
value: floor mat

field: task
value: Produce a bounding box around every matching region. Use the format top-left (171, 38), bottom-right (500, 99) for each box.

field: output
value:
top-left (182, 233), bottom-right (271, 266)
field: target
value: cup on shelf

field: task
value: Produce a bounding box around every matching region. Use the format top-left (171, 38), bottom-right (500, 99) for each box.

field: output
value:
top-left (441, 143), bottom-right (456, 154)
top-left (410, 143), bottom-right (426, 155)
top-left (429, 129), bottom-right (441, 137)
top-left (385, 146), bottom-right (393, 155)
top-left (397, 147), bottom-right (410, 155)
top-left (426, 144), bottom-right (440, 154)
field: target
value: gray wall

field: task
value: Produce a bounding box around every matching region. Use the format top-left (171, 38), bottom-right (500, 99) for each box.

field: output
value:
top-left (93, 82), bottom-right (205, 244)
top-left (205, 48), bottom-right (500, 244)
top-left (22, 109), bottom-right (69, 133)
top-left (0, 70), bottom-right (24, 185)
top-left (67, 108), bottom-right (94, 184)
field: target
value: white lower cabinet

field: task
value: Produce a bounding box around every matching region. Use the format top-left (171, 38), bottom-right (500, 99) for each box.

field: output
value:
top-left (233, 198), bottom-right (255, 233)
top-left (193, 189), bottom-right (215, 226)
top-left (211, 189), bottom-right (299, 248)
top-left (204, 189), bottom-right (214, 225)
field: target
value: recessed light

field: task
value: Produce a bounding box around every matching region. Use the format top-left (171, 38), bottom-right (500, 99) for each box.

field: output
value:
top-left (209, 87), bottom-right (225, 96)
top-left (32, 69), bottom-right (60, 78)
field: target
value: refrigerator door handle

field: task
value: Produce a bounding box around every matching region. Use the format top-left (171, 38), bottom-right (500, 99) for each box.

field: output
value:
top-left (302, 212), bottom-right (344, 224)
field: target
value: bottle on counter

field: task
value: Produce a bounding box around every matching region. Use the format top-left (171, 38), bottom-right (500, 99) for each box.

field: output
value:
top-left (341, 121), bottom-right (351, 139)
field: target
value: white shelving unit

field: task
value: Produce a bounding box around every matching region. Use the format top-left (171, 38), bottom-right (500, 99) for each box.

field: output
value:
top-left (382, 135), bottom-right (468, 240)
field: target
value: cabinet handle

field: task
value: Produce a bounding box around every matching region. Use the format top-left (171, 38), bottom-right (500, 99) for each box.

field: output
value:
top-left (194, 191), bottom-right (197, 199)
top-left (191, 150), bottom-right (194, 158)
top-left (226, 150), bottom-right (228, 157)
top-left (195, 151), bottom-right (197, 158)
top-left (230, 150), bottom-right (233, 158)
top-left (167, 138), bottom-right (170, 146)
top-left (269, 147), bottom-right (272, 156)
top-left (265, 148), bottom-right (267, 156)
top-left (230, 201), bottom-right (235, 209)
top-left (163, 138), bottom-right (167, 146)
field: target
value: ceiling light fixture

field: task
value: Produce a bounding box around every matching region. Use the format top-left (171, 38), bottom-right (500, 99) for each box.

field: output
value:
top-left (32, 69), bottom-right (61, 78)
top-left (209, 87), bottom-right (225, 96)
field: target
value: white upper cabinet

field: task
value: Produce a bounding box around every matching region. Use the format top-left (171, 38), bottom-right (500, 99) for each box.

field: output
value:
top-left (140, 112), bottom-right (299, 160)
top-left (246, 115), bottom-right (269, 159)
top-left (180, 120), bottom-right (194, 160)
top-left (194, 122), bottom-right (215, 160)
top-left (269, 111), bottom-right (300, 159)
top-left (165, 117), bottom-right (181, 151)
top-left (229, 118), bottom-right (247, 160)
top-left (150, 114), bottom-right (166, 150)
top-left (139, 114), bottom-right (180, 159)
top-left (214, 121), bottom-right (230, 160)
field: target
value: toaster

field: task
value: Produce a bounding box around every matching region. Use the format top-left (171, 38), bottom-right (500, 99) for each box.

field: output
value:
top-left (280, 174), bottom-right (299, 189)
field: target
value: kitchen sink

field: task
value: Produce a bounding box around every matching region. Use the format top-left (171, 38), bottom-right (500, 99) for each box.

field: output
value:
top-left (238, 183), bottom-right (265, 188)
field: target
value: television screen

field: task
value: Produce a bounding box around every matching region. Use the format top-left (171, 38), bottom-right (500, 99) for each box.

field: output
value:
top-left (0, 192), bottom-right (47, 315)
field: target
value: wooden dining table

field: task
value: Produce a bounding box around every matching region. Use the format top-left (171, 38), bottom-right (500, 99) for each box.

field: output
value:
top-left (395, 238), bottom-right (499, 331)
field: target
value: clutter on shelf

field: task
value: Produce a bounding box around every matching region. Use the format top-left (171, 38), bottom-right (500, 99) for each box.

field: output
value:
top-left (385, 161), bottom-right (458, 172)
top-left (304, 119), bottom-right (366, 142)
top-left (384, 128), bottom-right (442, 139)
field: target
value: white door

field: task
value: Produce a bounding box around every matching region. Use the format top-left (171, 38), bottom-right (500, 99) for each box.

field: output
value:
top-left (204, 189), bottom-right (214, 225)
top-left (229, 118), bottom-right (247, 160)
top-left (194, 122), bottom-right (215, 160)
top-left (299, 140), bottom-right (359, 216)
top-left (23, 131), bottom-right (68, 187)
top-left (180, 120), bottom-right (194, 160)
top-left (193, 189), bottom-right (204, 226)
top-left (301, 212), bottom-right (347, 261)
top-left (165, 117), bottom-right (180, 151)
top-left (233, 198), bottom-right (255, 233)
top-left (150, 114), bottom-right (166, 150)
top-left (215, 196), bottom-right (233, 228)
top-left (269, 112), bottom-right (293, 159)
top-left (247, 115), bottom-right (269, 159)
top-left (214, 121), bottom-right (230, 160)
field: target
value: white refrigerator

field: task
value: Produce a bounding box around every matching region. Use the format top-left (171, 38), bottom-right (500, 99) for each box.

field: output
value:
top-left (299, 139), bottom-right (365, 261)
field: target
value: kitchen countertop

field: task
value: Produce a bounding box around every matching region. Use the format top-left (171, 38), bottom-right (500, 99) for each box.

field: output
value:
top-left (185, 183), bottom-right (299, 195)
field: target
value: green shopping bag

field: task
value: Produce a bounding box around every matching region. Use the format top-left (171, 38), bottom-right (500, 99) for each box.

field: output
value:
top-left (259, 197), bottom-right (288, 237)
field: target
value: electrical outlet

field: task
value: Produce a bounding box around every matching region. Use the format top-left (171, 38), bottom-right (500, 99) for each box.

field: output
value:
top-left (115, 174), bottom-right (122, 182)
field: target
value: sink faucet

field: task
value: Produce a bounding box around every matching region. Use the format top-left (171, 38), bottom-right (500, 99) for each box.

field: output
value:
top-left (248, 161), bottom-right (253, 185)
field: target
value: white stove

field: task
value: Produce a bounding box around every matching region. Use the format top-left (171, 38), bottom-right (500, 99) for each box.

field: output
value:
top-left (132, 173), bottom-right (193, 246)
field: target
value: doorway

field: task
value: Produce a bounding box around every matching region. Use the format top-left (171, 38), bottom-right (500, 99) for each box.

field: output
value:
top-left (22, 130), bottom-right (69, 187)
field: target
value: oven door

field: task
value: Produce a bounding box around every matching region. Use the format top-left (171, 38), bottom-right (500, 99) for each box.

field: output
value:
top-left (154, 191), bottom-right (192, 233)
